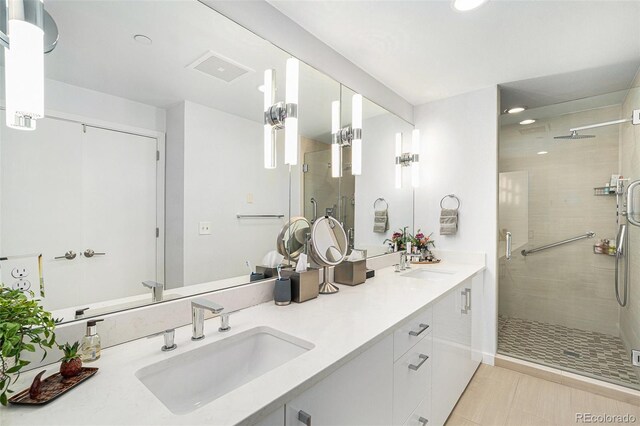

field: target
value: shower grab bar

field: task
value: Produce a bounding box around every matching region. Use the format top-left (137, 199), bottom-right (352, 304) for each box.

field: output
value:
top-left (521, 231), bottom-right (595, 256)
top-left (236, 214), bottom-right (284, 219)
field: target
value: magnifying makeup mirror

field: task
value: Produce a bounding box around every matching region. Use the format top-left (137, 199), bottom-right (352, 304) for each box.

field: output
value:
top-left (309, 216), bottom-right (348, 294)
top-left (277, 217), bottom-right (311, 264)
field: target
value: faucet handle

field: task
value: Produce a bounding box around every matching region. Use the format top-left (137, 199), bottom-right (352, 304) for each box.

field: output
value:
top-left (219, 313), bottom-right (231, 332)
top-left (161, 329), bottom-right (177, 352)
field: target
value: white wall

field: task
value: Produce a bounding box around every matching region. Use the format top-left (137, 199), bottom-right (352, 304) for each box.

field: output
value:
top-left (413, 86), bottom-right (499, 361)
top-left (354, 113), bottom-right (414, 251)
top-left (165, 101), bottom-right (291, 287)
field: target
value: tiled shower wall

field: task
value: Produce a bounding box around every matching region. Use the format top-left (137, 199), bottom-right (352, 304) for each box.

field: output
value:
top-left (619, 73), bottom-right (640, 357)
top-left (499, 105), bottom-right (621, 335)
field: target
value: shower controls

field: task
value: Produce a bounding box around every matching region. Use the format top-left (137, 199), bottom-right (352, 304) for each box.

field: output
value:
top-left (505, 231), bottom-right (512, 260)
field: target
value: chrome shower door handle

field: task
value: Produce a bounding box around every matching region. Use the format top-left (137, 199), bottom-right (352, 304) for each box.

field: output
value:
top-left (310, 197), bottom-right (317, 223)
top-left (505, 231), bottom-right (512, 260)
top-left (626, 180), bottom-right (640, 226)
top-left (54, 250), bottom-right (76, 260)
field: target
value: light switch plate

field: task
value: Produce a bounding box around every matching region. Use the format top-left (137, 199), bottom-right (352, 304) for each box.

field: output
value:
top-left (246, 193), bottom-right (253, 204)
top-left (199, 222), bottom-right (212, 235)
top-left (633, 350), bottom-right (640, 367)
top-left (633, 109), bottom-right (640, 125)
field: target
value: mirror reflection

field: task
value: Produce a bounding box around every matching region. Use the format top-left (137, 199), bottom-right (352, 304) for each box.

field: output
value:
top-left (0, 0), bottom-right (414, 323)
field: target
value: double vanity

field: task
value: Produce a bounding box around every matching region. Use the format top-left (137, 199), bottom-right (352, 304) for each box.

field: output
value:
top-left (1, 253), bottom-right (484, 426)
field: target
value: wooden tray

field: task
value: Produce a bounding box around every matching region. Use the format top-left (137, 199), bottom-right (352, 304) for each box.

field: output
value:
top-left (9, 367), bottom-right (98, 406)
top-left (411, 259), bottom-right (441, 264)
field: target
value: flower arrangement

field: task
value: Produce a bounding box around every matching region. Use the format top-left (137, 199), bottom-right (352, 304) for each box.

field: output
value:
top-left (412, 230), bottom-right (435, 252)
top-left (385, 229), bottom-right (435, 253)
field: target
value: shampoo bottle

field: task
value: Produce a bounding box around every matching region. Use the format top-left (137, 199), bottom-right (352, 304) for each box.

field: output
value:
top-left (81, 319), bottom-right (104, 362)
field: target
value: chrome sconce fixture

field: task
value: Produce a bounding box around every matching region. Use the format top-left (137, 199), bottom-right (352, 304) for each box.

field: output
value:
top-left (395, 129), bottom-right (420, 189)
top-left (1, 0), bottom-right (59, 131)
top-left (263, 57), bottom-right (299, 169)
top-left (331, 93), bottom-right (363, 178)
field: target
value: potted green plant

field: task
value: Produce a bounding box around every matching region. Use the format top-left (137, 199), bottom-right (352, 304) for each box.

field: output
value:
top-left (0, 284), bottom-right (57, 405)
top-left (58, 341), bottom-right (82, 378)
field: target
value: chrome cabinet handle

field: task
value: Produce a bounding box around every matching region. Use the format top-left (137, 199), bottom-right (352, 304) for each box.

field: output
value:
top-left (505, 231), bottom-right (512, 260)
top-left (408, 323), bottom-right (430, 336)
top-left (298, 410), bottom-right (312, 426)
top-left (461, 288), bottom-right (471, 314)
top-left (83, 249), bottom-right (106, 258)
top-left (408, 354), bottom-right (429, 371)
top-left (54, 250), bottom-right (76, 260)
top-left (418, 417), bottom-right (429, 425)
top-left (627, 180), bottom-right (640, 226)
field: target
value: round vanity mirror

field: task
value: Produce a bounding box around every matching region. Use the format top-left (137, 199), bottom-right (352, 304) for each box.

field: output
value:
top-left (277, 217), bottom-right (311, 263)
top-left (310, 216), bottom-right (348, 294)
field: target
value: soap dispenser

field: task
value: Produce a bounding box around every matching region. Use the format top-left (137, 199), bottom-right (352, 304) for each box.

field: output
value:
top-left (80, 319), bottom-right (104, 362)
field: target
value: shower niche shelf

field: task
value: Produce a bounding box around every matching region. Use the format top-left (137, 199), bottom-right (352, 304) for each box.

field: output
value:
top-left (593, 187), bottom-right (617, 196)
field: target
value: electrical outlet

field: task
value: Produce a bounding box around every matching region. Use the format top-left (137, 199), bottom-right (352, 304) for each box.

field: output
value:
top-left (11, 267), bottom-right (28, 278)
top-left (12, 279), bottom-right (31, 292)
top-left (633, 350), bottom-right (640, 367)
top-left (199, 221), bottom-right (212, 235)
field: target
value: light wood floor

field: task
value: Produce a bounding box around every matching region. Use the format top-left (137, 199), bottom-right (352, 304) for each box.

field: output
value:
top-left (445, 365), bottom-right (640, 426)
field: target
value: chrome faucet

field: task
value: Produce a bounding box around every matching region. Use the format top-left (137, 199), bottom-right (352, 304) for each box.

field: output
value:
top-left (191, 298), bottom-right (224, 341)
top-left (142, 281), bottom-right (164, 303)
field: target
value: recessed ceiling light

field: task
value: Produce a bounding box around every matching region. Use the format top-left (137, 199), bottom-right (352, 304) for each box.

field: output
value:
top-left (537, 151), bottom-right (548, 155)
top-left (519, 119), bottom-right (536, 125)
top-left (506, 106), bottom-right (526, 114)
top-left (133, 34), bottom-right (152, 45)
top-left (452, 0), bottom-right (488, 12)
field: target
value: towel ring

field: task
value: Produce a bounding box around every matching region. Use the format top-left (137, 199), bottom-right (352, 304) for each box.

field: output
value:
top-left (440, 194), bottom-right (460, 210)
top-left (373, 197), bottom-right (389, 210)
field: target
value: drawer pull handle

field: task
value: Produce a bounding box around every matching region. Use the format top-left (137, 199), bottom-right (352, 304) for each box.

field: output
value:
top-left (419, 417), bottom-right (429, 425)
top-left (408, 323), bottom-right (430, 336)
top-left (298, 410), bottom-right (312, 426)
top-left (408, 354), bottom-right (429, 371)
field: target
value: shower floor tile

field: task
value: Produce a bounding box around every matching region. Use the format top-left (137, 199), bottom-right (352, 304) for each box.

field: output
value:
top-left (498, 316), bottom-right (640, 389)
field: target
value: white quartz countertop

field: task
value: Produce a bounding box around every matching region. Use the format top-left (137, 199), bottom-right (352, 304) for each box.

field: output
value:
top-left (1, 259), bottom-right (484, 426)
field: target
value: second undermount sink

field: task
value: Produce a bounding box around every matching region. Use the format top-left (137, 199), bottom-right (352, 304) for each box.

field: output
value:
top-left (135, 326), bottom-right (314, 415)
top-left (402, 268), bottom-right (456, 281)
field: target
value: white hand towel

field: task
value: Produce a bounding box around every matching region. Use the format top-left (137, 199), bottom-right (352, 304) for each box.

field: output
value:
top-left (373, 209), bottom-right (389, 233)
top-left (440, 208), bottom-right (458, 235)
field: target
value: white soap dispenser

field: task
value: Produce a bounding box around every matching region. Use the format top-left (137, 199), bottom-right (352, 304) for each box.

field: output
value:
top-left (80, 319), bottom-right (104, 362)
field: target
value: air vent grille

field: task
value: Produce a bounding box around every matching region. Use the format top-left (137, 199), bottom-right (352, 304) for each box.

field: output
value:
top-left (187, 51), bottom-right (253, 83)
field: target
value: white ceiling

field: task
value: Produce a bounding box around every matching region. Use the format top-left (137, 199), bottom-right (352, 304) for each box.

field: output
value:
top-left (268, 0), bottom-right (640, 107)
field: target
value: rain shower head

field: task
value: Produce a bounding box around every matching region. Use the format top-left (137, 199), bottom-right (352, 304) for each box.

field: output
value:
top-left (554, 130), bottom-right (595, 140)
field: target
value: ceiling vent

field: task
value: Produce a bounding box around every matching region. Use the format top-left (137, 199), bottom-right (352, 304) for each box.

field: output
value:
top-left (518, 124), bottom-right (549, 135)
top-left (187, 51), bottom-right (253, 83)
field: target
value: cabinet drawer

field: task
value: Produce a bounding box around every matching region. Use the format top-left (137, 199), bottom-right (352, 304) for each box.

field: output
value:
top-left (403, 395), bottom-right (431, 426)
top-left (394, 306), bottom-right (433, 361)
top-left (393, 334), bottom-right (432, 425)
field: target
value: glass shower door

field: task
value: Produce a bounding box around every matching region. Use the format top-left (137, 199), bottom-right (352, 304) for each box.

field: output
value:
top-left (498, 85), bottom-right (640, 390)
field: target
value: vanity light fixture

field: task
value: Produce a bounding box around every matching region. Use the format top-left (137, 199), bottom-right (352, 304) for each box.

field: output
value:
top-left (331, 94), bottom-right (364, 177)
top-left (537, 151), bottom-right (548, 155)
top-left (2, 0), bottom-right (59, 131)
top-left (395, 130), bottom-right (420, 189)
top-left (519, 119), bottom-right (536, 125)
top-left (263, 57), bottom-right (299, 169)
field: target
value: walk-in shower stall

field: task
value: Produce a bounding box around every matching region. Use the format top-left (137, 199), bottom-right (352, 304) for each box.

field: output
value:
top-left (498, 82), bottom-right (640, 390)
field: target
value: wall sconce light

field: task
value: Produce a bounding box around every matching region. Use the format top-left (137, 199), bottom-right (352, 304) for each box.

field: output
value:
top-left (2, 0), bottom-right (59, 131)
top-left (263, 57), bottom-right (299, 169)
top-left (331, 93), bottom-right (363, 178)
top-left (395, 129), bottom-right (420, 188)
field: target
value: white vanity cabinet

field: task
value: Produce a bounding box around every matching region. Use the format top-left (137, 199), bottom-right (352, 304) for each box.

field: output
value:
top-left (431, 276), bottom-right (482, 425)
top-left (284, 334), bottom-right (394, 426)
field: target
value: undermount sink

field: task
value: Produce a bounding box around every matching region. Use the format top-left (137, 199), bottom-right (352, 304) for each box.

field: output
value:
top-left (135, 326), bottom-right (314, 415)
top-left (402, 268), bottom-right (456, 281)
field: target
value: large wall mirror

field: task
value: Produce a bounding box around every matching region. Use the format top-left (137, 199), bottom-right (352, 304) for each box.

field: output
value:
top-left (0, 0), bottom-right (413, 324)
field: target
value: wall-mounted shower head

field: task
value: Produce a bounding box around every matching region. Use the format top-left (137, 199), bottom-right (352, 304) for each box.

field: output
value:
top-left (554, 130), bottom-right (595, 140)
